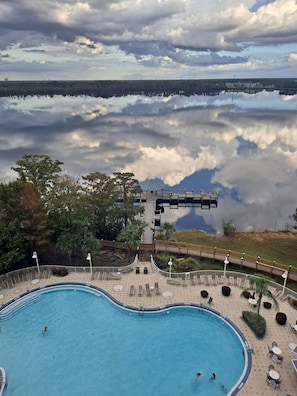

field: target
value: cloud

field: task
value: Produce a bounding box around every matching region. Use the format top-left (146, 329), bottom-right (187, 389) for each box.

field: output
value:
top-left (1, 91), bottom-right (297, 233)
top-left (0, 0), bottom-right (296, 79)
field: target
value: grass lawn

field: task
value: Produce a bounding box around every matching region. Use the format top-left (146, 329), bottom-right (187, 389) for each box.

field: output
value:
top-left (171, 230), bottom-right (297, 267)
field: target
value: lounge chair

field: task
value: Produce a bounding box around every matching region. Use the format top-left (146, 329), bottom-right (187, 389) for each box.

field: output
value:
top-left (145, 284), bottom-right (152, 297)
top-left (208, 297), bottom-right (213, 305)
top-left (167, 278), bottom-right (182, 285)
top-left (154, 282), bottom-right (160, 295)
top-left (138, 285), bottom-right (143, 296)
top-left (109, 272), bottom-right (121, 280)
top-left (272, 341), bottom-right (278, 347)
top-left (267, 346), bottom-right (273, 357)
top-left (129, 285), bottom-right (135, 296)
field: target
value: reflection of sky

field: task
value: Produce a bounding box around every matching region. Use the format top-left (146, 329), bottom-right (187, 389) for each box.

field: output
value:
top-left (1, 91), bottom-right (297, 235)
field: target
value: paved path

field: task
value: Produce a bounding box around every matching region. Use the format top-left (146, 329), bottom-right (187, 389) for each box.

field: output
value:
top-left (1, 262), bottom-right (297, 395)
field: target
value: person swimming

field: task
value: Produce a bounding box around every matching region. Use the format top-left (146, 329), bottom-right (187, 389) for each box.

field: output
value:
top-left (211, 372), bottom-right (216, 379)
top-left (220, 383), bottom-right (227, 393)
top-left (42, 326), bottom-right (48, 334)
top-left (194, 372), bottom-right (203, 381)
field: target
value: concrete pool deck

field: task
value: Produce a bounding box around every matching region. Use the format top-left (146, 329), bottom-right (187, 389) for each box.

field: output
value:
top-left (1, 262), bottom-right (297, 395)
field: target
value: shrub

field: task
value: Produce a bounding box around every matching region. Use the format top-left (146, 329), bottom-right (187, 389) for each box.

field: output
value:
top-left (242, 311), bottom-right (266, 338)
top-left (222, 285), bottom-right (231, 296)
top-left (263, 301), bottom-right (272, 309)
top-left (275, 312), bottom-right (287, 325)
top-left (222, 220), bottom-right (237, 237)
top-left (242, 290), bottom-right (251, 299)
top-left (175, 257), bottom-right (200, 272)
top-left (201, 290), bottom-right (209, 298)
top-left (52, 267), bottom-right (68, 277)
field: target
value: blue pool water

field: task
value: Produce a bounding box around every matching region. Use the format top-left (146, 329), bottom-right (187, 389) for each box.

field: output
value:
top-left (0, 285), bottom-right (249, 396)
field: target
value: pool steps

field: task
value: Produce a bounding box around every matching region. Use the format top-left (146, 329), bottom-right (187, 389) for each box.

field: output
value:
top-left (0, 292), bottom-right (43, 321)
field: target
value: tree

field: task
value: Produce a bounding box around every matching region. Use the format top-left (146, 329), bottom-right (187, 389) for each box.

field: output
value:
top-left (82, 172), bottom-right (119, 239)
top-left (116, 219), bottom-right (147, 259)
top-left (19, 178), bottom-right (53, 252)
top-left (293, 208), bottom-right (297, 230)
top-left (241, 274), bottom-right (278, 318)
top-left (47, 174), bottom-right (99, 264)
top-left (11, 154), bottom-right (63, 198)
top-left (222, 219), bottom-right (237, 237)
top-left (0, 181), bottom-right (26, 271)
top-left (158, 222), bottom-right (176, 240)
top-left (113, 172), bottom-right (142, 227)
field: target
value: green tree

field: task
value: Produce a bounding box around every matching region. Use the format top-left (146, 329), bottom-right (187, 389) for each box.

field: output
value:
top-left (113, 172), bottom-right (142, 227)
top-left (241, 274), bottom-right (278, 318)
top-left (82, 171), bottom-right (119, 239)
top-left (222, 219), bottom-right (237, 237)
top-left (116, 219), bottom-right (147, 259)
top-left (11, 154), bottom-right (63, 198)
top-left (47, 174), bottom-right (99, 264)
top-left (158, 222), bottom-right (176, 240)
top-left (0, 181), bottom-right (26, 271)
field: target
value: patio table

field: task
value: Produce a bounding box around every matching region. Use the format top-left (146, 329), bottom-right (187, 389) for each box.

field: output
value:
top-left (272, 346), bottom-right (282, 355)
top-left (268, 370), bottom-right (280, 380)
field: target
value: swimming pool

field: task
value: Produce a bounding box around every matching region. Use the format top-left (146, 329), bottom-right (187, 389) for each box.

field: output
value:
top-left (0, 283), bottom-right (251, 395)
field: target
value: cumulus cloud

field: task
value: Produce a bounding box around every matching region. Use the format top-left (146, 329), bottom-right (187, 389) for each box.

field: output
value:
top-left (0, 0), bottom-right (296, 79)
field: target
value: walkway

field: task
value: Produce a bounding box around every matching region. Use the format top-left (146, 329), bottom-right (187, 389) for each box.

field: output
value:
top-left (1, 262), bottom-right (297, 395)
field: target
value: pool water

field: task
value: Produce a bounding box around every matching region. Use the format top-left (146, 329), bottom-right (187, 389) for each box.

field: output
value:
top-left (0, 286), bottom-right (246, 396)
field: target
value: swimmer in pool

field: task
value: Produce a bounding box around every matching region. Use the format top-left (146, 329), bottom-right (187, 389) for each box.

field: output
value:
top-left (194, 372), bottom-right (203, 381)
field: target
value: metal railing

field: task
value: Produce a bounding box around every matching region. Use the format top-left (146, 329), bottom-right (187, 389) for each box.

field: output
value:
top-left (150, 255), bottom-right (297, 300)
top-left (153, 241), bottom-right (297, 282)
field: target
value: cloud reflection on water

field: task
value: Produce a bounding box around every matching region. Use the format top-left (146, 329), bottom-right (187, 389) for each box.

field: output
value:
top-left (0, 91), bottom-right (296, 234)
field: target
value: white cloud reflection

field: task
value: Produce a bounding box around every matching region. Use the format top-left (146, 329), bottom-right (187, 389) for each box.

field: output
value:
top-left (0, 90), bottom-right (297, 234)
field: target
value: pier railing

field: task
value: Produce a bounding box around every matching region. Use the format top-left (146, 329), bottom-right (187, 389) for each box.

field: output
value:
top-left (153, 241), bottom-right (297, 282)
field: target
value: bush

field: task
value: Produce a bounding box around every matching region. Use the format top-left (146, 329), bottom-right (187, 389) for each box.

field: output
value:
top-left (222, 285), bottom-right (231, 296)
top-left (263, 301), bottom-right (272, 309)
top-left (153, 254), bottom-right (173, 271)
top-left (201, 290), bottom-right (209, 298)
top-left (52, 267), bottom-right (68, 277)
top-left (242, 290), bottom-right (251, 299)
top-left (175, 257), bottom-right (200, 272)
top-left (222, 220), bottom-right (237, 237)
top-left (275, 312), bottom-right (287, 325)
top-left (242, 311), bottom-right (266, 338)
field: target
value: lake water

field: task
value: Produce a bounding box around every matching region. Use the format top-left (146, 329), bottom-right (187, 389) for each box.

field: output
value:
top-left (0, 90), bottom-right (296, 234)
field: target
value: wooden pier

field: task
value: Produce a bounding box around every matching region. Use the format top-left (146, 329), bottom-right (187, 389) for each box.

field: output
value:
top-left (139, 189), bottom-right (218, 244)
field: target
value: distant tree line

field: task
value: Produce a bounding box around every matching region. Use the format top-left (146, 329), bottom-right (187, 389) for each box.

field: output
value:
top-left (0, 79), bottom-right (296, 98)
top-left (0, 154), bottom-right (147, 272)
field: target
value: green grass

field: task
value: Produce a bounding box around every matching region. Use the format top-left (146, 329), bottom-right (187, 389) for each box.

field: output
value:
top-left (171, 230), bottom-right (297, 267)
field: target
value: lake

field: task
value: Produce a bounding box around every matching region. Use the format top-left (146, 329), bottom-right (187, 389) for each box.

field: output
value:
top-left (0, 90), bottom-right (296, 234)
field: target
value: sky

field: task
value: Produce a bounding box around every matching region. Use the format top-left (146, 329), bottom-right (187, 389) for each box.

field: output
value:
top-left (1, 90), bottom-right (297, 234)
top-left (0, 0), bottom-right (297, 80)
